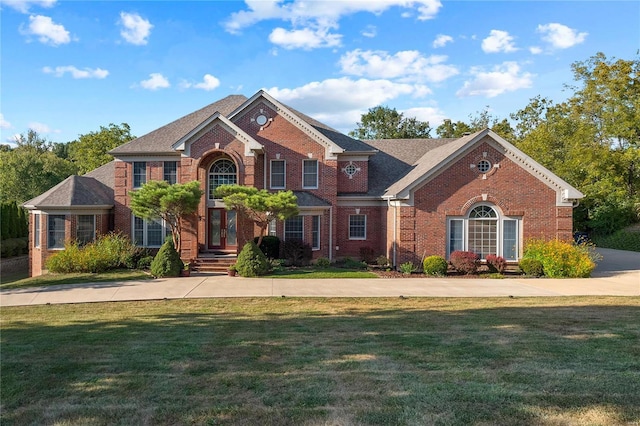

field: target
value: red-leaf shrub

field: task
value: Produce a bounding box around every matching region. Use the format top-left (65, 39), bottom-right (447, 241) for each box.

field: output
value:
top-left (450, 251), bottom-right (480, 274)
top-left (485, 254), bottom-right (507, 273)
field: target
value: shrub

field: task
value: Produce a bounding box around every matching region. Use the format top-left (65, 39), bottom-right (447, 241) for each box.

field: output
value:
top-left (150, 239), bottom-right (183, 277)
top-left (0, 238), bottom-right (28, 258)
top-left (340, 257), bottom-right (367, 270)
top-left (450, 251), bottom-right (480, 274)
top-left (280, 239), bottom-right (312, 266)
top-left (46, 234), bottom-right (139, 273)
top-left (523, 239), bottom-right (596, 278)
top-left (236, 241), bottom-right (269, 277)
top-left (137, 255), bottom-right (154, 270)
top-left (399, 261), bottom-right (415, 275)
top-left (519, 258), bottom-right (544, 277)
top-left (254, 235), bottom-right (280, 259)
top-left (376, 255), bottom-right (391, 267)
top-left (591, 229), bottom-right (640, 252)
top-left (485, 254), bottom-right (507, 274)
top-left (315, 257), bottom-right (331, 268)
top-left (423, 255), bottom-right (448, 276)
top-left (359, 246), bottom-right (377, 264)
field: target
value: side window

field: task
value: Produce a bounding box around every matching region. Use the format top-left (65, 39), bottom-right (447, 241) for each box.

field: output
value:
top-left (349, 214), bottom-right (366, 240)
top-left (311, 215), bottom-right (321, 250)
top-left (34, 214), bottom-right (40, 248)
top-left (48, 214), bottom-right (66, 249)
top-left (133, 162), bottom-right (147, 188)
top-left (302, 159), bottom-right (318, 188)
top-left (164, 161), bottom-right (177, 184)
top-left (76, 215), bottom-right (95, 246)
top-left (271, 160), bottom-right (285, 189)
top-left (284, 216), bottom-right (303, 241)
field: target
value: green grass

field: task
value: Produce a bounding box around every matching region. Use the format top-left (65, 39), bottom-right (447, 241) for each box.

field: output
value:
top-left (0, 269), bottom-right (152, 290)
top-left (269, 266), bottom-right (378, 278)
top-left (593, 228), bottom-right (640, 252)
top-left (2, 297), bottom-right (639, 425)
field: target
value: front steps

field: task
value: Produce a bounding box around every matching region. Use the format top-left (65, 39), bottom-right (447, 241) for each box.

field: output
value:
top-left (192, 254), bottom-right (237, 273)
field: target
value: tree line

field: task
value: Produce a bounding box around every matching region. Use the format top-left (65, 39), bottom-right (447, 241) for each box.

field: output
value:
top-left (351, 53), bottom-right (639, 235)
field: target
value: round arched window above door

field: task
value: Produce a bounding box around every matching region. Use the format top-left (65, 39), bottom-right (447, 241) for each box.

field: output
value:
top-left (209, 158), bottom-right (237, 199)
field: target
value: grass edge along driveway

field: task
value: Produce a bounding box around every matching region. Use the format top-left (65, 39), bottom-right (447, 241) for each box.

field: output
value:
top-left (2, 297), bottom-right (639, 426)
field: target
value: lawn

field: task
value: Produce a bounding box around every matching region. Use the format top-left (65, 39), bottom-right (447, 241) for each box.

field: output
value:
top-left (2, 297), bottom-right (639, 425)
top-left (269, 266), bottom-right (378, 279)
top-left (0, 269), bottom-right (152, 290)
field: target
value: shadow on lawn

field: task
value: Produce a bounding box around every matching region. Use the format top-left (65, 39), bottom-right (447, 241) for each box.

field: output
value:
top-left (2, 300), bottom-right (640, 425)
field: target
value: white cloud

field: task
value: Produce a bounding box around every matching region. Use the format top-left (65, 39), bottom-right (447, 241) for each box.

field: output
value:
top-left (224, 0), bottom-right (441, 49)
top-left (119, 11), bottom-right (153, 45)
top-left (0, 113), bottom-right (11, 129)
top-left (537, 23), bottom-right (587, 49)
top-left (456, 62), bottom-right (534, 98)
top-left (181, 74), bottom-right (221, 91)
top-left (402, 106), bottom-right (447, 127)
top-left (481, 30), bottom-right (517, 53)
top-left (433, 34), bottom-right (453, 48)
top-left (43, 65), bottom-right (109, 79)
top-left (361, 25), bottom-right (377, 38)
top-left (339, 49), bottom-right (459, 83)
top-left (20, 14), bottom-right (71, 46)
top-left (269, 27), bottom-right (341, 50)
top-left (0, 0), bottom-right (56, 13)
top-left (265, 77), bottom-right (432, 132)
top-left (139, 73), bottom-right (170, 90)
top-left (529, 46), bottom-right (543, 55)
top-left (28, 122), bottom-right (58, 134)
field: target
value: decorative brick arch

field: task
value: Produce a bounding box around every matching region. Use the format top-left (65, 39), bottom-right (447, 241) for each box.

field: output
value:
top-left (195, 149), bottom-right (245, 187)
top-left (460, 195), bottom-right (509, 216)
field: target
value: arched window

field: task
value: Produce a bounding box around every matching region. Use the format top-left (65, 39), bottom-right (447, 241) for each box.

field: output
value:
top-left (208, 159), bottom-right (237, 199)
top-left (448, 204), bottom-right (520, 261)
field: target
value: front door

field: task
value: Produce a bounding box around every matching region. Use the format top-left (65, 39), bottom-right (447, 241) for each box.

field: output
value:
top-left (208, 208), bottom-right (237, 250)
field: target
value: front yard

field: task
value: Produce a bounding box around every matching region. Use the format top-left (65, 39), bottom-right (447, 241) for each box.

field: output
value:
top-left (2, 297), bottom-right (639, 425)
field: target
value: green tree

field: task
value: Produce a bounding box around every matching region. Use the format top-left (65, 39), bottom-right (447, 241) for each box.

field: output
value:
top-left (150, 239), bottom-right (183, 277)
top-left (0, 131), bottom-right (77, 203)
top-left (436, 108), bottom-right (514, 140)
top-left (130, 181), bottom-right (203, 253)
top-left (68, 123), bottom-right (135, 174)
top-left (213, 184), bottom-right (299, 247)
top-left (349, 106), bottom-right (431, 139)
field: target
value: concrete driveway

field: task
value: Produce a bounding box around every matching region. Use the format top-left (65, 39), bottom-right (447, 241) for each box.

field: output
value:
top-left (1, 248), bottom-right (638, 307)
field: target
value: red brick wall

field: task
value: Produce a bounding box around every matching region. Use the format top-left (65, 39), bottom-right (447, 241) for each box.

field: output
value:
top-left (337, 161), bottom-right (368, 193)
top-left (335, 206), bottom-right (384, 260)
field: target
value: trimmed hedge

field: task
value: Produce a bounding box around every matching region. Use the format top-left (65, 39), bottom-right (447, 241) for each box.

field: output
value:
top-left (150, 239), bottom-right (183, 277)
top-left (236, 241), bottom-right (269, 277)
top-left (423, 255), bottom-right (448, 276)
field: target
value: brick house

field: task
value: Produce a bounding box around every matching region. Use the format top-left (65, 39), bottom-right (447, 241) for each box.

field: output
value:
top-left (24, 90), bottom-right (583, 276)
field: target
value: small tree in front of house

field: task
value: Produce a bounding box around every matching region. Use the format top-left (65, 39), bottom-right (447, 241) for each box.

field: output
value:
top-left (213, 184), bottom-right (299, 247)
top-left (130, 180), bottom-right (203, 253)
top-left (150, 239), bottom-right (183, 277)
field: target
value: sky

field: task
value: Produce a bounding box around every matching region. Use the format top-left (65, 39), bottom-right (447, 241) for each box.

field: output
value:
top-left (1, 0), bottom-right (638, 145)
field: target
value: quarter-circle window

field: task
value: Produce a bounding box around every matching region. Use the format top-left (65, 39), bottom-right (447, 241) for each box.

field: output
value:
top-left (209, 159), bottom-right (237, 199)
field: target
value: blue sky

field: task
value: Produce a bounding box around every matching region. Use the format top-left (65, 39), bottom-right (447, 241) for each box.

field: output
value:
top-left (1, 0), bottom-right (638, 145)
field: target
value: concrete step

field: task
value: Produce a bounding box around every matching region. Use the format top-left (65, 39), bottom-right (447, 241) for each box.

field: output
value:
top-left (192, 256), bottom-right (237, 273)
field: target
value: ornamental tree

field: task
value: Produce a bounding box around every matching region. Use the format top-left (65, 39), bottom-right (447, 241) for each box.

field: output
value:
top-left (213, 184), bottom-right (298, 247)
top-left (130, 180), bottom-right (203, 252)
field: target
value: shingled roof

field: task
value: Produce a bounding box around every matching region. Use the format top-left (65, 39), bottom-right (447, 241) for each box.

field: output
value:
top-left (110, 91), bottom-right (375, 155)
top-left (23, 161), bottom-right (115, 209)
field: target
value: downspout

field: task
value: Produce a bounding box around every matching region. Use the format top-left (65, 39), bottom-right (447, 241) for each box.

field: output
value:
top-left (386, 198), bottom-right (397, 268)
top-left (328, 206), bottom-right (333, 261)
top-left (263, 151), bottom-right (267, 189)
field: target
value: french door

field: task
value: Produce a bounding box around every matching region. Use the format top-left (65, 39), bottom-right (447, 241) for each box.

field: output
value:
top-left (207, 208), bottom-right (237, 250)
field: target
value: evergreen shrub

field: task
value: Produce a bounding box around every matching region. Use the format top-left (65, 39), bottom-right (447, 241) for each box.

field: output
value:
top-left (236, 241), bottom-right (269, 277)
top-left (315, 257), bottom-right (331, 268)
top-left (423, 255), bottom-right (448, 276)
top-left (150, 239), bottom-right (183, 277)
top-left (254, 235), bottom-right (280, 259)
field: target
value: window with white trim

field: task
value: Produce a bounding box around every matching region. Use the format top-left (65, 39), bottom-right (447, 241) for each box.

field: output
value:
top-left (302, 159), bottom-right (318, 188)
top-left (209, 159), bottom-right (237, 199)
top-left (34, 214), bottom-right (40, 248)
top-left (447, 205), bottom-right (520, 261)
top-left (284, 216), bottom-right (303, 241)
top-left (48, 214), bottom-right (65, 249)
top-left (311, 215), bottom-right (321, 250)
top-left (270, 160), bottom-right (285, 189)
top-left (164, 161), bottom-right (177, 184)
top-left (349, 214), bottom-right (366, 240)
top-left (268, 219), bottom-right (277, 236)
top-left (76, 215), bottom-right (95, 246)
top-left (133, 162), bottom-right (146, 188)
top-left (132, 216), bottom-right (170, 247)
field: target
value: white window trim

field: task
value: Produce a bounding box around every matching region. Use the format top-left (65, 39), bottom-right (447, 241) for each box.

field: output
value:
top-left (76, 214), bottom-right (96, 245)
top-left (34, 213), bottom-right (40, 248)
top-left (132, 215), bottom-right (170, 248)
top-left (284, 216), bottom-right (304, 241)
top-left (268, 219), bottom-right (277, 236)
top-left (208, 159), bottom-right (237, 200)
top-left (164, 161), bottom-right (178, 184)
top-left (47, 214), bottom-right (66, 250)
top-left (270, 159), bottom-right (286, 189)
top-left (312, 215), bottom-right (321, 250)
top-left (302, 159), bottom-right (318, 189)
top-left (446, 206), bottom-right (521, 261)
top-left (348, 214), bottom-right (367, 240)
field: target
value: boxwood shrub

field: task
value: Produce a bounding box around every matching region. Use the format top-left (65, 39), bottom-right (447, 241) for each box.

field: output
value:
top-left (423, 255), bottom-right (448, 276)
